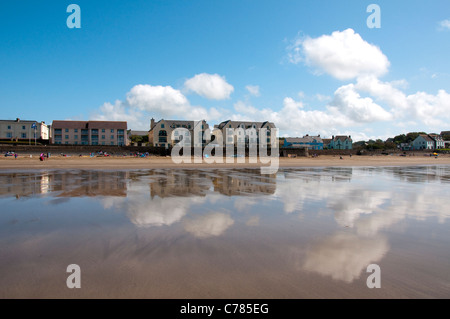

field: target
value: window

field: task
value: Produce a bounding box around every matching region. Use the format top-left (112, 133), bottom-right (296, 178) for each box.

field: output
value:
top-left (102, 129), bottom-right (105, 133)
top-left (65, 142), bottom-right (69, 144)
top-left (111, 142), bottom-right (114, 145)
top-left (74, 135), bottom-right (78, 139)
top-left (65, 135), bottom-right (69, 139)
top-left (102, 135), bottom-right (105, 139)
top-left (102, 142), bottom-right (105, 145)
top-left (161, 124), bottom-right (165, 128)
top-left (7, 125), bottom-right (11, 130)
top-left (55, 129), bottom-right (62, 134)
top-left (65, 128), bottom-right (69, 132)
top-left (74, 129), bottom-right (78, 133)
top-left (22, 126), bottom-right (26, 130)
top-left (111, 129), bottom-right (114, 133)
top-left (6, 132), bottom-right (12, 138)
top-left (21, 133), bottom-right (26, 138)
top-left (74, 141), bottom-right (78, 145)
top-left (111, 135), bottom-right (114, 139)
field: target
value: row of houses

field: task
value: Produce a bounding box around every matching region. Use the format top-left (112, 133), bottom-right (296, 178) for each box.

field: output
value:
top-left (1, 117), bottom-right (447, 150)
top-left (410, 134), bottom-right (446, 150)
top-left (283, 135), bottom-right (353, 150)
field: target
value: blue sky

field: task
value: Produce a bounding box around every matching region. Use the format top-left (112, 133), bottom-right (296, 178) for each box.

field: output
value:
top-left (1, 0), bottom-right (450, 141)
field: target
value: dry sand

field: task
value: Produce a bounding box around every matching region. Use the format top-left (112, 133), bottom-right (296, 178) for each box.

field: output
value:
top-left (1, 154), bottom-right (449, 169)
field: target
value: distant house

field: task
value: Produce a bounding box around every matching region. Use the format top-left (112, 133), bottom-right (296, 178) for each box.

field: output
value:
top-left (0, 118), bottom-right (49, 143)
top-left (428, 134), bottom-right (445, 149)
top-left (412, 134), bottom-right (444, 150)
top-left (328, 135), bottom-right (353, 150)
top-left (52, 120), bottom-right (128, 146)
top-left (149, 118), bottom-right (209, 148)
top-left (283, 135), bottom-right (323, 150)
top-left (322, 138), bottom-right (332, 149)
top-left (399, 143), bottom-right (412, 151)
top-left (214, 120), bottom-right (276, 147)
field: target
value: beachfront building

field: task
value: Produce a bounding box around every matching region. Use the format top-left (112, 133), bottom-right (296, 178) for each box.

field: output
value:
top-left (214, 120), bottom-right (276, 147)
top-left (328, 135), bottom-right (353, 150)
top-left (51, 120), bottom-right (128, 146)
top-left (412, 134), bottom-right (444, 150)
top-left (283, 135), bottom-right (324, 150)
top-left (0, 118), bottom-right (49, 143)
top-left (322, 138), bottom-right (332, 149)
top-left (149, 118), bottom-right (209, 148)
top-left (428, 134), bottom-right (445, 149)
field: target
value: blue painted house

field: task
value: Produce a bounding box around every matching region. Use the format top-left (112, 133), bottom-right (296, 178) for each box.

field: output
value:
top-left (283, 135), bottom-right (323, 150)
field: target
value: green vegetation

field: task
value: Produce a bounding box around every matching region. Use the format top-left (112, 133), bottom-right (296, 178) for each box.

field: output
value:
top-left (130, 135), bottom-right (149, 144)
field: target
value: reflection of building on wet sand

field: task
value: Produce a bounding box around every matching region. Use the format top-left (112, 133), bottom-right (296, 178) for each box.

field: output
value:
top-left (387, 166), bottom-right (450, 183)
top-left (148, 170), bottom-right (212, 198)
top-left (212, 169), bottom-right (276, 196)
top-left (51, 171), bottom-right (128, 197)
top-left (0, 171), bottom-right (128, 198)
top-left (0, 172), bottom-right (50, 198)
top-left (147, 169), bottom-right (276, 197)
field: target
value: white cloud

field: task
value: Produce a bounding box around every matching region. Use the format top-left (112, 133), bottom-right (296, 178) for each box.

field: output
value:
top-left (438, 19), bottom-right (450, 30)
top-left (245, 85), bottom-right (260, 97)
top-left (91, 84), bottom-right (223, 130)
top-left (355, 76), bottom-right (450, 126)
top-left (288, 28), bottom-right (390, 80)
top-left (126, 84), bottom-right (190, 114)
top-left (184, 73), bottom-right (234, 100)
top-left (330, 83), bottom-right (393, 122)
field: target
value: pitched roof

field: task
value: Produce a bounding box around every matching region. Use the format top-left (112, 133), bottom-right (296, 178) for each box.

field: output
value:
top-left (418, 134), bottom-right (435, 142)
top-left (285, 136), bottom-right (323, 144)
top-left (333, 135), bottom-right (352, 142)
top-left (216, 120), bottom-right (276, 130)
top-left (52, 120), bottom-right (127, 129)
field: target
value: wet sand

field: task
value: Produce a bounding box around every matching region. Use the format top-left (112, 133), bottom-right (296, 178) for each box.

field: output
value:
top-left (1, 154), bottom-right (449, 169)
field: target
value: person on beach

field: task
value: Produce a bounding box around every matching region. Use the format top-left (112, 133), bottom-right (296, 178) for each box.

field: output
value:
top-left (14, 153), bottom-right (18, 159)
top-left (40, 153), bottom-right (44, 161)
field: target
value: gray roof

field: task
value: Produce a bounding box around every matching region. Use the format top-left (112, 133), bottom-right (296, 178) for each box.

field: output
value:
top-left (285, 136), bottom-right (323, 144)
top-left (418, 134), bottom-right (435, 142)
top-left (216, 120), bottom-right (276, 130)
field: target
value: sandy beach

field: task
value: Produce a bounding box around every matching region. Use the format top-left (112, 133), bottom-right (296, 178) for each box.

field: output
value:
top-left (1, 154), bottom-right (449, 170)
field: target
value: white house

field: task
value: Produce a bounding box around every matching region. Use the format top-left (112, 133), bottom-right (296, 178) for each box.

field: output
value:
top-left (0, 118), bottom-right (49, 143)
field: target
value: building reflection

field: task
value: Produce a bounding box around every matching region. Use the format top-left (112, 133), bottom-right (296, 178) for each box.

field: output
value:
top-left (0, 171), bottom-right (128, 198)
top-left (147, 170), bottom-right (212, 198)
top-left (212, 169), bottom-right (276, 196)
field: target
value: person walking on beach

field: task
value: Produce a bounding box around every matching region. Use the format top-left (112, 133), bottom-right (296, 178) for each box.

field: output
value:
top-left (40, 153), bottom-right (44, 161)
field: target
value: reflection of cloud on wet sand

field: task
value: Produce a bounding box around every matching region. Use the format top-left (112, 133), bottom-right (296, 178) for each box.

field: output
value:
top-left (302, 232), bottom-right (389, 283)
top-left (127, 197), bottom-right (194, 227)
top-left (184, 212), bottom-right (234, 238)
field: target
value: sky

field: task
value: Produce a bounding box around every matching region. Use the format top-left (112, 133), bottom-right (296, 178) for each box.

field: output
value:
top-left (1, 0), bottom-right (450, 141)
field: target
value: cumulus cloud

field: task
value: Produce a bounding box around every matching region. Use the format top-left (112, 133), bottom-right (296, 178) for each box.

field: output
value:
top-left (330, 83), bottom-right (393, 122)
top-left (184, 73), bottom-right (234, 100)
top-left (355, 76), bottom-right (450, 126)
top-left (245, 85), bottom-right (260, 97)
top-left (91, 84), bottom-right (223, 130)
top-left (184, 212), bottom-right (234, 238)
top-left (288, 28), bottom-right (390, 80)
